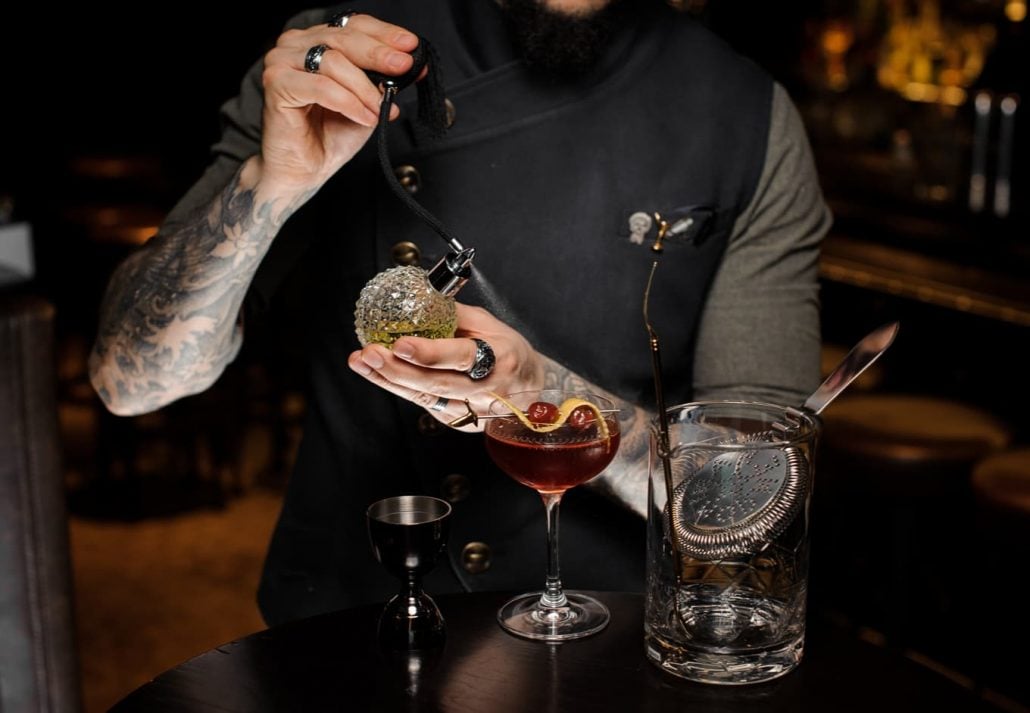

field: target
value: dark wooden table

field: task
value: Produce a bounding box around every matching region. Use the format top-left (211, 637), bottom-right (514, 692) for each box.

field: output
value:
top-left (111, 591), bottom-right (1000, 712)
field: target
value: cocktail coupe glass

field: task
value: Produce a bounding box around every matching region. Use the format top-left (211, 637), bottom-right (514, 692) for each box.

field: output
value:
top-left (484, 389), bottom-right (621, 641)
top-left (367, 495), bottom-right (452, 650)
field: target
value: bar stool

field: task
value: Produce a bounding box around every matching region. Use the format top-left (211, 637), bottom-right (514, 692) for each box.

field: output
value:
top-left (820, 394), bottom-right (1011, 496)
top-left (812, 393), bottom-right (1011, 672)
top-left (972, 447), bottom-right (1030, 521)
top-left (969, 448), bottom-right (1030, 703)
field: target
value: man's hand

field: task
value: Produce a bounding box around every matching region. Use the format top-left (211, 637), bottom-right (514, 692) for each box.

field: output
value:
top-left (347, 304), bottom-right (546, 431)
top-left (255, 14), bottom-right (419, 196)
top-left (348, 302), bottom-right (652, 515)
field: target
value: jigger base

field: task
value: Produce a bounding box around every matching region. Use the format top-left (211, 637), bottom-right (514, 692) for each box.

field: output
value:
top-left (377, 593), bottom-right (446, 651)
top-left (497, 591), bottom-right (610, 641)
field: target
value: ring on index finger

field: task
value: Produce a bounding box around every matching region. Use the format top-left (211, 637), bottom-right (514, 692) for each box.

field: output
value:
top-left (328, 9), bottom-right (358, 28)
top-left (304, 44), bottom-right (330, 73)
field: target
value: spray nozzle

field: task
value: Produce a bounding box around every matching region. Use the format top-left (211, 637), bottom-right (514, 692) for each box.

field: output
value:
top-left (427, 247), bottom-right (475, 297)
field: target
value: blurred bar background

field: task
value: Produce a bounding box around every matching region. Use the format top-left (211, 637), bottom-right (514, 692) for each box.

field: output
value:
top-left (0, 2), bottom-right (1027, 711)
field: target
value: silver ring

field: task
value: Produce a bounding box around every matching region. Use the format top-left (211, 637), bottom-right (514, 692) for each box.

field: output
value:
top-left (328, 10), bottom-right (359, 28)
top-left (304, 44), bottom-right (329, 74)
top-left (429, 396), bottom-right (449, 412)
top-left (466, 339), bottom-right (495, 381)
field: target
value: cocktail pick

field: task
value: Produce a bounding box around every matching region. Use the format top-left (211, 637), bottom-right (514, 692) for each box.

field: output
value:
top-left (447, 399), bottom-right (478, 429)
top-left (445, 398), bottom-right (619, 431)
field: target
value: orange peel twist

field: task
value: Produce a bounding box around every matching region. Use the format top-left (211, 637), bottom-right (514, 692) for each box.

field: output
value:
top-left (487, 392), bottom-right (611, 443)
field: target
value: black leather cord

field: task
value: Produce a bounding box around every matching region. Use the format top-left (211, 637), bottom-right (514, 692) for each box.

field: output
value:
top-left (374, 38), bottom-right (463, 252)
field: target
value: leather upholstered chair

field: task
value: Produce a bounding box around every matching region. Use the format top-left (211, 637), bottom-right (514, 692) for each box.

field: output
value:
top-left (0, 295), bottom-right (82, 712)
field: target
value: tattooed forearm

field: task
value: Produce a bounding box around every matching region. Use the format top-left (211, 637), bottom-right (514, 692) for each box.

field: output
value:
top-left (540, 357), bottom-right (652, 518)
top-left (89, 161), bottom-right (314, 415)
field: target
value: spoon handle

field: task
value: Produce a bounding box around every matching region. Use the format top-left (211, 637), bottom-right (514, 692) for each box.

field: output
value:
top-left (803, 322), bottom-right (899, 415)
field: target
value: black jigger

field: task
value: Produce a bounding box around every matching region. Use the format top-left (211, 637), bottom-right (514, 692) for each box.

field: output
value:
top-left (367, 495), bottom-right (452, 650)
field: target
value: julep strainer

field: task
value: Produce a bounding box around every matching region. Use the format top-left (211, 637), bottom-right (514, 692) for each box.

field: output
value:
top-left (658, 322), bottom-right (899, 561)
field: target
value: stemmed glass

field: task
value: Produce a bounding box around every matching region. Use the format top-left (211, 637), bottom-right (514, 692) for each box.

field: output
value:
top-left (483, 389), bottom-right (621, 641)
top-left (367, 495), bottom-right (452, 650)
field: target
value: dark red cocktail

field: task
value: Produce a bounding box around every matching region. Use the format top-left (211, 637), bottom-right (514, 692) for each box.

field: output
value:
top-left (485, 415), bottom-right (620, 494)
top-left (483, 390), bottom-right (621, 641)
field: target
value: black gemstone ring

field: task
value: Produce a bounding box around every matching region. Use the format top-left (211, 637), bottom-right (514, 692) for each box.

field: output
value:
top-left (328, 10), bottom-right (359, 28)
top-left (304, 44), bottom-right (330, 74)
top-left (466, 339), bottom-right (495, 381)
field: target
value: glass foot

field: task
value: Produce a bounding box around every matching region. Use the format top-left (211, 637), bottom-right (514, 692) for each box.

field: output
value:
top-left (497, 591), bottom-right (610, 641)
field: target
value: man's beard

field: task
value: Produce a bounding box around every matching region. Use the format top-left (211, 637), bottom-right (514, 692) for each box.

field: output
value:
top-left (501, 0), bottom-right (633, 79)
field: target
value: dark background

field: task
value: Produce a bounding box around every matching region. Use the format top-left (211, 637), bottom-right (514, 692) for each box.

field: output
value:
top-left (1, 3), bottom-right (314, 206)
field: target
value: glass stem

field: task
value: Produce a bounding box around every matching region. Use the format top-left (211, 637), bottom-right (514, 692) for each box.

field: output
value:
top-left (539, 492), bottom-right (568, 609)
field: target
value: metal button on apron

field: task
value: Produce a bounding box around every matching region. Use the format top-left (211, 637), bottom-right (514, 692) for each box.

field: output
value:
top-left (393, 165), bottom-right (421, 194)
top-left (461, 542), bottom-right (491, 574)
top-left (444, 98), bottom-right (456, 128)
top-left (391, 241), bottom-right (421, 266)
top-left (440, 473), bottom-right (471, 503)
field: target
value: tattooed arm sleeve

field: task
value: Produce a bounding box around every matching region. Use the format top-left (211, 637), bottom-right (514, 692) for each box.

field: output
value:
top-left (539, 357), bottom-right (652, 518)
top-left (88, 159), bottom-right (314, 416)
